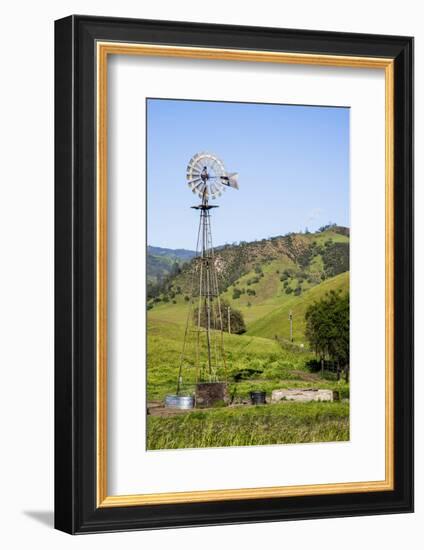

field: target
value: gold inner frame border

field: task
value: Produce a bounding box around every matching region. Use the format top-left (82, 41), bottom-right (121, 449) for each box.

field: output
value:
top-left (96, 42), bottom-right (394, 508)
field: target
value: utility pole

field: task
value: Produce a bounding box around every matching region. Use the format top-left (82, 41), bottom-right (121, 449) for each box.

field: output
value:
top-left (227, 306), bottom-right (231, 335)
top-left (289, 310), bottom-right (293, 342)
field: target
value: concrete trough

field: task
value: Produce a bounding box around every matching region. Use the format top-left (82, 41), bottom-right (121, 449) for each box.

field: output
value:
top-left (271, 388), bottom-right (335, 403)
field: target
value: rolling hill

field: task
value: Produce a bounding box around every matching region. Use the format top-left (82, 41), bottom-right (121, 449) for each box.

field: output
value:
top-left (148, 225), bottom-right (349, 343)
top-left (247, 271), bottom-right (349, 342)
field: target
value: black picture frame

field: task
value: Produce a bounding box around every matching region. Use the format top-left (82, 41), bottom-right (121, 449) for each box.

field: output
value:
top-left (55, 15), bottom-right (414, 534)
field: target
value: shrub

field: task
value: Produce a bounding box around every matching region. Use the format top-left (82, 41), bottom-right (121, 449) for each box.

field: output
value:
top-left (232, 288), bottom-right (242, 299)
top-left (305, 359), bottom-right (321, 372)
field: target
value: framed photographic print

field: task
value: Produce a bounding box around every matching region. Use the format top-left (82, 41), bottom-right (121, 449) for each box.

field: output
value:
top-left (54, 15), bottom-right (413, 534)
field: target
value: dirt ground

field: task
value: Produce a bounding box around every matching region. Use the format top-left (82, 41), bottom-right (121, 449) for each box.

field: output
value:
top-left (147, 400), bottom-right (263, 417)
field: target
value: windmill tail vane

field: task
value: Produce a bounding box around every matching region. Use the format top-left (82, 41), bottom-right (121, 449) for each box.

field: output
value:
top-left (176, 152), bottom-right (239, 395)
top-left (221, 172), bottom-right (239, 189)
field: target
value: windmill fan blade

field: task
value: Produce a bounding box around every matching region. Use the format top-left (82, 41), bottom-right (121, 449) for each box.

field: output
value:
top-left (187, 178), bottom-right (201, 186)
top-left (188, 166), bottom-right (202, 177)
top-left (192, 180), bottom-right (203, 191)
top-left (195, 183), bottom-right (205, 196)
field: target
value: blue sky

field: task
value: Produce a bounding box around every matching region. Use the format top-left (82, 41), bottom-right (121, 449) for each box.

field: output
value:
top-left (147, 98), bottom-right (349, 250)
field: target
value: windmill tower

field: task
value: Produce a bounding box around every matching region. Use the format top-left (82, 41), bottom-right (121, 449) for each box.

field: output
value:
top-left (166, 152), bottom-right (239, 409)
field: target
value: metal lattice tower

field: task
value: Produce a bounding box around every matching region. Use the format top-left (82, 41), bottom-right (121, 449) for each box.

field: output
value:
top-left (176, 153), bottom-right (239, 394)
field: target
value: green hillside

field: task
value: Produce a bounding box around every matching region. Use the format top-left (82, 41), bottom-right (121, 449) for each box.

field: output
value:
top-left (147, 227), bottom-right (349, 304)
top-left (147, 226), bottom-right (349, 340)
top-left (247, 271), bottom-right (349, 342)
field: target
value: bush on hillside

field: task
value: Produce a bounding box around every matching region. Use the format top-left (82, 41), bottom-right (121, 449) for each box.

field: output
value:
top-left (232, 288), bottom-right (242, 299)
top-left (193, 299), bottom-right (246, 334)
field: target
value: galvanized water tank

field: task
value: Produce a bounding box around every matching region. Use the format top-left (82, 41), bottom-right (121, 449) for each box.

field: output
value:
top-left (164, 394), bottom-right (195, 409)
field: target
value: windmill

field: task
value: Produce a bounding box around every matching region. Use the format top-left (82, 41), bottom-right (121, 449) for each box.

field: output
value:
top-left (165, 152), bottom-right (239, 409)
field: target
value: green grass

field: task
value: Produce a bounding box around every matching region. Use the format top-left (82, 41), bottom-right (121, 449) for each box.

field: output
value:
top-left (147, 401), bottom-right (349, 450)
top-left (311, 231), bottom-right (349, 245)
top-left (147, 316), bottom-right (299, 400)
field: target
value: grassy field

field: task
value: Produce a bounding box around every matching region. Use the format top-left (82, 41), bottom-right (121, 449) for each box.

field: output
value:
top-left (147, 315), bottom-right (349, 401)
top-left (147, 401), bottom-right (349, 450)
top-left (146, 230), bottom-right (350, 450)
top-left (147, 302), bottom-right (349, 449)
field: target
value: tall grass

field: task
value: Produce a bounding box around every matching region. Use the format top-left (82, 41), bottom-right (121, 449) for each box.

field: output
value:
top-left (147, 401), bottom-right (349, 450)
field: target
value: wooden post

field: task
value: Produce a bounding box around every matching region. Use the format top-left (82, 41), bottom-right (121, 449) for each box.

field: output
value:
top-left (227, 306), bottom-right (231, 335)
top-left (289, 310), bottom-right (293, 342)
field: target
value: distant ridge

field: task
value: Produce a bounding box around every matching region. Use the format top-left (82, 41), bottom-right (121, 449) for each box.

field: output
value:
top-left (147, 245), bottom-right (196, 260)
top-left (147, 246), bottom-right (196, 283)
